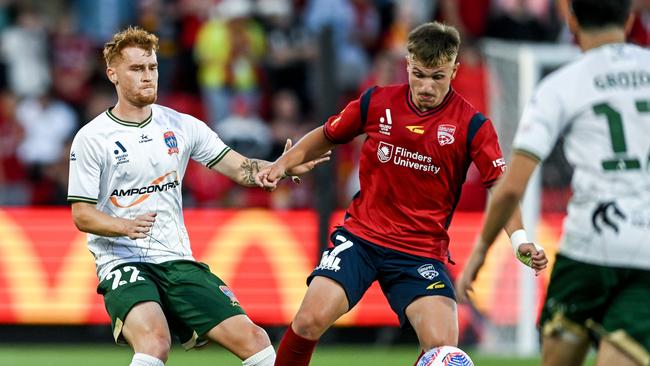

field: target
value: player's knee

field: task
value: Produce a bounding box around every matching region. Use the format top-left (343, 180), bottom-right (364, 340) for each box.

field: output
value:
top-left (542, 312), bottom-right (589, 345)
top-left (237, 323), bottom-right (272, 356)
top-left (139, 331), bottom-right (172, 362)
top-left (292, 311), bottom-right (330, 340)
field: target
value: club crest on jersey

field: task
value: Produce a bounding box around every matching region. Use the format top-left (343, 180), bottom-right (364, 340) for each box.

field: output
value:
top-left (437, 124), bottom-right (456, 146)
top-left (219, 285), bottom-right (240, 306)
top-left (377, 141), bottom-right (394, 163)
top-left (164, 131), bottom-right (179, 155)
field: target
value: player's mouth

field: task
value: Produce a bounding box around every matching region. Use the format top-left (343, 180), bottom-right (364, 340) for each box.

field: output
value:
top-left (418, 94), bottom-right (435, 102)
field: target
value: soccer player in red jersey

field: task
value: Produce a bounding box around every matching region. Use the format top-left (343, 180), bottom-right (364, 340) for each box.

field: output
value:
top-left (256, 22), bottom-right (548, 366)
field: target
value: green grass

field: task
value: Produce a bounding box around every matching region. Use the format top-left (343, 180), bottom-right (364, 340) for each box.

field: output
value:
top-left (0, 344), bottom-right (548, 366)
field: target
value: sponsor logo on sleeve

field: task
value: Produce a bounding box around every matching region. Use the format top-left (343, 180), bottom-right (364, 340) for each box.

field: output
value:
top-left (492, 157), bottom-right (506, 171)
top-left (70, 151), bottom-right (76, 161)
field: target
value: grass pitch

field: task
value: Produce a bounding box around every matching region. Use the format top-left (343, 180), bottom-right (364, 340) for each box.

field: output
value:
top-left (0, 344), bottom-right (557, 366)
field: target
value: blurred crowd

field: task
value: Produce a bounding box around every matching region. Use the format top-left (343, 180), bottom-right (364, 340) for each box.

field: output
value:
top-left (0, 0), bottom-right (648, 209)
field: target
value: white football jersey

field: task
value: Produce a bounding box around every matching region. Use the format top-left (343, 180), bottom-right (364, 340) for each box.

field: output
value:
top-left (68, 105), bottom-right (231, 279)
top-left (514, 43), bottom-right (650, 269)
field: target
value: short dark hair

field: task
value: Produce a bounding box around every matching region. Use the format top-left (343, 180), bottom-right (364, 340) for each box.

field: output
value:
top-left (407, 22), bottom-right (460, 67)
top-left (571, 0), bottom-right (631, 30)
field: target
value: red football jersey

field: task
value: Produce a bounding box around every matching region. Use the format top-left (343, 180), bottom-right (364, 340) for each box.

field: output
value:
top-left (324, 84), bottom-right (505, 262)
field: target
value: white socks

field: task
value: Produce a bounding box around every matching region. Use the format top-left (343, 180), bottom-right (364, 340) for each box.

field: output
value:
top-left (127, 347), bottom-right (274, 366)
top-left (130, 353), bottom-right (165, 366)
top-left (242, 346), bottom-right (276, 366)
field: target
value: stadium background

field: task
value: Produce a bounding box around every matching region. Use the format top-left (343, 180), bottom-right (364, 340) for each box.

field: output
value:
top-left (0, 0), bottom-right (648, 364)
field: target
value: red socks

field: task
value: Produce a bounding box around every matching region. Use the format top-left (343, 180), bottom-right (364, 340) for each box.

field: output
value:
top-left (274, 325), bottom-right (318, 366)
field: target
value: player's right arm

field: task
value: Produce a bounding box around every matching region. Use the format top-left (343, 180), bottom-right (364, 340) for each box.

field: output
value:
top-left (71, 202), bottom-right (156, 240)
top-left (256, 89), bottom-right (366, 188)
top-left (68, 130), bottom-right (156, 240)
top-left (256, 127), bottom-right (335, 188)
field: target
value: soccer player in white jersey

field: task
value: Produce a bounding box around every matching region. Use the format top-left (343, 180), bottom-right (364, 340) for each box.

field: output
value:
top-left (457, 0), bottom-right (650, 365)
top-left (67, 27), bottom-right (328, 366)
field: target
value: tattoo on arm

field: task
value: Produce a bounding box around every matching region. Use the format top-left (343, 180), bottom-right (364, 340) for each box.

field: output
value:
top-left (240, 159), bottom-right (264, 186)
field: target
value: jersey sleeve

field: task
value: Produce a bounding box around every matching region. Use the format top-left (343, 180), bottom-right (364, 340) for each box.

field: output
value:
top-left (323, 94), bottom-right (364, 144)
top-left (512, 78), bottom-right (566, 162)
top-left (67, 131), bottom-right (101, 204)
top-left (185, 114), bottom-right (232, 168)
top-left (468, 114), bottom-right (505, 188)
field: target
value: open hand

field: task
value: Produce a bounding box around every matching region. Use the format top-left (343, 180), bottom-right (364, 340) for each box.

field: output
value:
top-left (124, 212), bottom-right (156, 240)
top-left (255, 139), bottom-right (331, 190)
top-left (455, 246), bottom-right (487, 305)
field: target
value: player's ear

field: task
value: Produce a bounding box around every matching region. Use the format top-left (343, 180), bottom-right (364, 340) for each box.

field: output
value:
top-left (451, 62), bottom-right (460, 80)
top-left (106, 68), bottom-right (118, 85)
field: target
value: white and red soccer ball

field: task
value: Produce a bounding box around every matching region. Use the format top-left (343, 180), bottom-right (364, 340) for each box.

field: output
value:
top-left (416, 346), bottom-right (474, 366)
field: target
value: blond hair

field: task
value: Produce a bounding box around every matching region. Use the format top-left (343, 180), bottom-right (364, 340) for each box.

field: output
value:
top-left (406, 22), bottom-right (460, 67)
top-left (103, 26), bottom-right (159, 66)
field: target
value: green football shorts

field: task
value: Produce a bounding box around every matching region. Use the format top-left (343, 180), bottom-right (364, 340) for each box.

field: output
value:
top-left (97, 260), bottom-right (246, 349)
top-left (540, 254), bottom-right (650, 349)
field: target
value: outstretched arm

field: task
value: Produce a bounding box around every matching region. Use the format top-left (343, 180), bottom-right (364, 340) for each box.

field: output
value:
top-left (256, 127), bottom-right (336, 189)
top-left (212, 137), bottom-right (331, 187)
top-left (456, 152), bottom-right (548, 303)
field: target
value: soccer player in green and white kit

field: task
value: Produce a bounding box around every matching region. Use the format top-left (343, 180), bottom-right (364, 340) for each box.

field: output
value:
top-left (67, 27), bottom-right (327, 366)
top-left (457, 0), bottom-right (650, 365)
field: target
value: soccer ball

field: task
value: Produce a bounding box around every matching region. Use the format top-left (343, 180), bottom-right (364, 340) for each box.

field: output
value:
top-left (416, 346), bottom-right (474, 366)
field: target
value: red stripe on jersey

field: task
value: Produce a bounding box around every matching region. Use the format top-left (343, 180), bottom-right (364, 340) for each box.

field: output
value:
top-left (324, 85), bottom-right (504, 262)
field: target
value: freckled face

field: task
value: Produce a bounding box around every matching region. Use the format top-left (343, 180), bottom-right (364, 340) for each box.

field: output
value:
top-left (109, 47), bottom-right (158, 107)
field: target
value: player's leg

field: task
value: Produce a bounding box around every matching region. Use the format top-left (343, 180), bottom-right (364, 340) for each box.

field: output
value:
top-left (274, 276), bottom-right (351, 366)
top-left (122, 302), bottom-right (172, 365)
top-left (160, 261), bottom-right (274, 365)
top-left (380, 254), bottom-right (458, 352)
top-left (595, 337), bottom-right (647, 366)
top-left (538, 254), bottom-right (609, 366)
top-left (275, 229), bottom-right (379, 366)
top-left (205, 314), bottom-right (275, 366)
top-left (97, 263), bottom-right (170, 366)
top-left (290, 277), bottom-right (350, 339)
top-left (540, 313), bottom-right (590, 366)
top-left (593, 268), bottom-right (650, 366)
top-left (407, 296), bottom-right (458, 349)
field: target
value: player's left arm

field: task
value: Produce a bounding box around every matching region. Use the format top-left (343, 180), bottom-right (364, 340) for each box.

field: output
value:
top-left (457, 152), bottom-right (548, 303)
top-left (485, 152), bottom-right (547, 268)
top-left (456, 118), bottom-right (548, 303)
